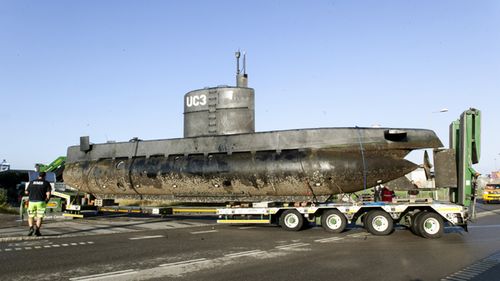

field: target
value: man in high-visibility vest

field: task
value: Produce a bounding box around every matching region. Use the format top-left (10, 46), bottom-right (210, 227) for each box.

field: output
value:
top-left (25, 172), bottom-right (51, 236)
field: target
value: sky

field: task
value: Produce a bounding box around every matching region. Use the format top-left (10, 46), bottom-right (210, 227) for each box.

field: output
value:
top-left (0, 1), bottom-right (499, 174)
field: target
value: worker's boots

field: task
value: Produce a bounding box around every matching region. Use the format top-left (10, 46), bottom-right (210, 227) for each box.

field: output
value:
top-left (35, 227), bottom-right (42, 237)
top-left (27, 226), bottom-right (34, 236)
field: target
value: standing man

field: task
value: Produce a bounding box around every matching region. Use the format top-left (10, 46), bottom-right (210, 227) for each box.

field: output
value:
top-left (25, 172), bottom-right (51, 236)
top-left (381, 186), bottom-right (395, 202)
top-left (373, 180), bottom-right (383, 202)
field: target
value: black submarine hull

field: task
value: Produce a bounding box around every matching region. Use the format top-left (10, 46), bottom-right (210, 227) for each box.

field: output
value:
top-left (63, 127), bottom-right (442, 202)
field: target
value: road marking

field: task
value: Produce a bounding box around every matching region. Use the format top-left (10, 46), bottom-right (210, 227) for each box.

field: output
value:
top-left (70, 245), bottom-right (285, 280)
top-left (129, 235), bottom-right (164, 240)
top-left (346, 233), bottom-right (365, 238)
top-left (224, 250), bottom-right (265, 258)
top-left (190, 230), bottom-right (218, 235)
top-left (159, 258), bottom-right (208, 267)
top-left (475, 210), bottom-right (500, 218)
top-left (314, 237), bottom-right (344, 243)
top-left (70, 269), bottom-right (138, 281)
top-left (275, 243), bottom-right (310, 250)
top-left (445, 277), bottom-right (469, 281)
top-left (441, 251), bottom-right (500, 280)
top-left (451, 271), bottom-right (476, 278)
top-left (1, 241), bottom-right (94, 253)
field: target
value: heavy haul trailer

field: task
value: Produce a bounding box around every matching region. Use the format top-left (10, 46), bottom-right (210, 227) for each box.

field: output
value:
top-left (217, 200), bottom-right (466, 239)
top-left (217, 108), bottom-right (481, 239)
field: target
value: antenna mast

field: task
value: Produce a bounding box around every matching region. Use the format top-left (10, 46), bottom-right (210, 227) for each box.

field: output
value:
top-left (235, 50), bottom-right (248, 87)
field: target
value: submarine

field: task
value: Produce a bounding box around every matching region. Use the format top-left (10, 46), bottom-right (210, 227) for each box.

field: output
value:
top-left (63, 52), bottom-right (443, 202)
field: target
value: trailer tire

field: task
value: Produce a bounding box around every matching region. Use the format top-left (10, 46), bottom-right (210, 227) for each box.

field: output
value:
top-left (410, 211), bottom-right (426, 236)
top-left (362, 213), bottom-right (369, 229)
top-left (417, 212), bottom-right (444, 239)
top-left (365, 210), bottom-right (393, 236)
top-left (279, 210), bottom-right (304, 231)
top-left (321, 209), bottom-right (347, 233)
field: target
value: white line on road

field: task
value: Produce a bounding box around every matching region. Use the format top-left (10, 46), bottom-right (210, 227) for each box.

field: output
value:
top-left (443, 277), bottom-right (469, 281)
top-left (475, 210), bottom-right (500, 218)
top-left (190, 230), bottom-right (218, 235)
top-left (69, 245), bottom-right (287, 280)
top-left (275, 243), bottom-right (310, 250)
top-left (441, 250), bottom-right (500, 281)
top-left (69, 269), bottom-right (138, 281)
top-left (224, 250), bottom-right (265, 258)
top-left (159, 258), bottom-right (208, 267)
top-left (129, 235), bottom-right (165, 240)
top-left (346, 233), bottom-right (365, 238)
top-left (314, 237), bottom-right (343, 243)
top-left (2, 241), bottom-right (94, 253)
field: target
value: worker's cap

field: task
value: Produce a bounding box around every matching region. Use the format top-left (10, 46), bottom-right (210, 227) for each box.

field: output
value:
top-left (39, 172), bottom-right (46, 178)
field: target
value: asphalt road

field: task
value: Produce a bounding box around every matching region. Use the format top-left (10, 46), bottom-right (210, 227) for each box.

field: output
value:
top-left (2, 203), bottom-right (500, 281)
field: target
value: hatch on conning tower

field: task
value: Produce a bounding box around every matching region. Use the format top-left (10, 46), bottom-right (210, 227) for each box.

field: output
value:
top-left (183, 51), bottom-right (255, 138)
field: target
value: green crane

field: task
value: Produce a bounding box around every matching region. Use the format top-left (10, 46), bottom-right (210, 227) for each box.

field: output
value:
top-left (36, 156), bottom-right (66, 173)
top-left (435, 108), bottom-right (481, 207)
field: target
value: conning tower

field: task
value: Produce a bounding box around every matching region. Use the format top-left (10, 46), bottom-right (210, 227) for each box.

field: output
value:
top-left (184, 51), bottom-right (255, 137)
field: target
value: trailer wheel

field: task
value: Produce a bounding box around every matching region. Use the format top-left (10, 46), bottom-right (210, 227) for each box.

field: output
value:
top-left (321, 209), bottom-right (347, 233)
top-left (279, 210), bottom-right (304, 231)
top-left (361, 213), bottom-right (369, 227)
top-left (410, 211), bottom-right (426, 236)
top-left (365, 210), bottom-right (393, 236)
top-left (417, 212), bottom-right (444, 239)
